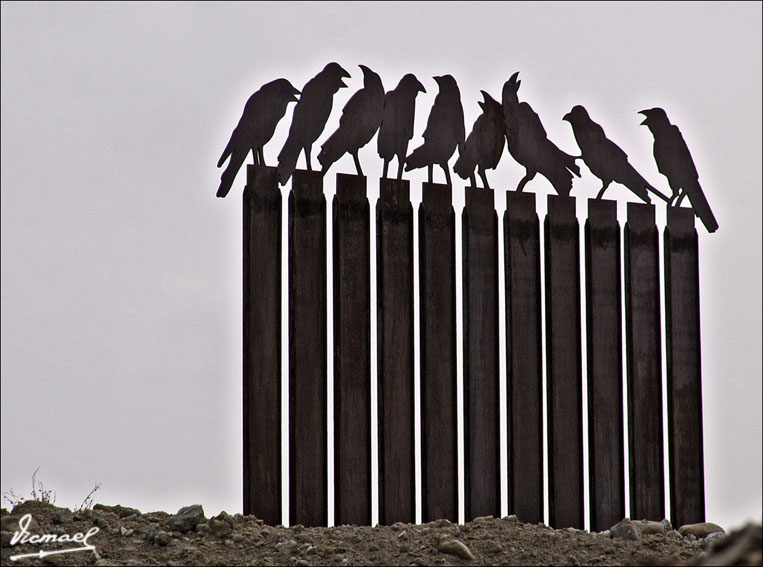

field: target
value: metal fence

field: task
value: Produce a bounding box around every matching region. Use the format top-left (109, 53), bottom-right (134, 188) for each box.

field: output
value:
top-left (241, 165), bottom-right (704, 531)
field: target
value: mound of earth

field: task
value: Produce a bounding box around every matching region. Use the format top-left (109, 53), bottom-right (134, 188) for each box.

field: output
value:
top-left (1, 501), bottom-right (760, 566)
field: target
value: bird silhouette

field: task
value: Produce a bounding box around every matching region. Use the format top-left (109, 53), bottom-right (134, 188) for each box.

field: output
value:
top-left (453, 90), bottom-right (505, 189)
top-left (639, 107), bottom-right (718, 233)
top-left (501, 72), bottom-right (580, 195)
top-left (562, 105), bottom-right (669, 204)
top-left (377, 73), bottom-right (426, 180)
top-left (404, 74), bottom-right (465, 186)
top-left (276, 62), bottom-right (351, 185)
top-left (317, 65), bottom-right (385, 177)
top-left (216, 78), bottom-right (300, 198)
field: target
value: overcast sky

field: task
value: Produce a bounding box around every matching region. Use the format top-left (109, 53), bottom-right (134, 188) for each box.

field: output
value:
top-left (2, 2), bottom-right (761, 531)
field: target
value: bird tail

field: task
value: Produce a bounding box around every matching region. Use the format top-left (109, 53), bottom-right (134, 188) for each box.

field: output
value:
top-left (452, 151), bottom-right (474, 181)
top-left (619, 167), bottom-right (653, 204)
top-left (686, 179), bottom-right (719, 233)
top-left (404, 143), bottom-right (433, 172)
top-left (216, 148), bottom-right (247, 198)
top-left (217, 137), bottom-right (235, 168)
top-left (277, 135), bottom-right (300, 185)
top-left (562, 150), bottom-right (581, 177)
top-left (317, 132), bottom-right (344, 175)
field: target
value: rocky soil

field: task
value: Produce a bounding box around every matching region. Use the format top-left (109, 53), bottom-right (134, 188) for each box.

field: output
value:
top-left (1, 500), bottom-right (760, 566)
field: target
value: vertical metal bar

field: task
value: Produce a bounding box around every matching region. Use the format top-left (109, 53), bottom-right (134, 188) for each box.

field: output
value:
top-left (585, 199), bottom-right (625, 532)
top-left (624, 202), bottom-right (664, 521)
top-left (544, 195), bottom-right (583, 529)
top-left (665, 206), bottom-right (705, 527)
top-left (463, 185), bottom-right (500, 521)
top-left (419, 182), bottom-right (458, 523)
top-left (243, 165), bottom-right (282, 525)
top-left (376, 178), bottom-right (415, 524)
top-left (333, 173), bottom-right (371, 526)
top-left (289, 169), bottom-right (327, 527)
top-left (504, 191), bottom-right (544, 524)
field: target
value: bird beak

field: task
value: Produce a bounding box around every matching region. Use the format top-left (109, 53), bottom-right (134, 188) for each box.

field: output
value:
top-left (562, 112), bottom-right (571, 122)
top-left (417, 81), bottom-right (426, 93)
top-left (638, 110), bottom-right (648, 125)
top-left (292, 88), bottom-right (301, 102)
top-left (509, 71), bottom-right (519, 85)
top-left (339, 66), bottom-right (351, 87)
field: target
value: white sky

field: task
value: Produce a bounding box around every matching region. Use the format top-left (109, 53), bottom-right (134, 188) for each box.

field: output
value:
top-left (2, 1), bottom-right (761, 531)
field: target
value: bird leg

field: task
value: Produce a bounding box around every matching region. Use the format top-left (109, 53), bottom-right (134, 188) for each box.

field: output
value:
top-left (427, 165), bottom-right (433, 184)
top-left (396, 159), bottom-right (404, 181)
top-left (469, 173), bottom-right (477, 188)
top-left (479, 168), bottom-right (490, 190)
top-left (352, 152), bottom-right (364, 177)
top-left (674, 189), bottom-right (687, 207)
top-left (596, 180), bottom-right (611, 199)
top-left (252, 148), bottom-right (261, 167)
top-left (257, 148), bottom-right (265, 166)
top-left (382, 160), bottom-right (389, 180)
top-left (304, 145), bottom-right (313, 171)
top-left (516, 170), bottom-right (535, 192)
top-left (442, 164), bottom-right (452, 187)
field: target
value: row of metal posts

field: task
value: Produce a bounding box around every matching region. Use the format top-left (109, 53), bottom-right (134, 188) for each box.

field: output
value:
top-left (242, 165), bottom-right (705, 531)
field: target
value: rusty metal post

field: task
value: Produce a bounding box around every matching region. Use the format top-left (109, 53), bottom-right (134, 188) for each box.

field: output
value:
top-left (665, 207), bottom-right (705, 527)
top-left (419, 182), bottom-right (458, 523)
top-left (243, 165), bottom-right (282, 525)
top-left (504, 191), bottom-right (544, 524)
top-left (333, 174), bottom-right (371, 526)
top-left (289, 169), bottom-right (327, 527)
top-left (463, 185), bottom-right (500, 521)
top-left (585, 199), bottom-right (625, 532)
top-left (625, 202), bottom-right (664, 521)
top-left (377, 178), bottom-right (415, 525)
top-left (544, 195), bottom-right (583, 529)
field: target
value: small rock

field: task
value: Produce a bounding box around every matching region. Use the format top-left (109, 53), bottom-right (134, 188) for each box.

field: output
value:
top-left (120, 526), bottom-right (134, 536)
top-left (52, 509), bottom-right (73, 524)
top-left (666, 529), bottom-right (682, 539)
top-left (93, 516), bottom-right (110, 529)
top-left (276, 539), bottom-right (298, 553)
top-left (473, 515), bottom-right (494, 523)
top-left (679, 522), bottom-right (725, 539)
top-left (292, 523), bottom-right (304, 534)
top-left (610, 519), bottom-right (641, 541)
top-left (210, 518), bottom-right (233, 538)
top-left (155, 530), bottom-right (172, 546)
top-left (171, 505), bottom-right (206, 533)
top-left (662, 518), bottom-right (673, 532)
top-left (633, 519), bottom-right (666, 535)
top-left (502, 514), bottom-right (519, 523)
top-left (392, 521), bottom-right (406, 530)
top-left (483, 540), bottom-right (502, 554)
top-left (232, 533), bottom-right (245, 543)
top-left (368, 544), bottom-right (380, 552)
top-left (195, 522), bottom-right (210, 534)
top-left (439, 538), bottom-right (475, 561)
top-left (146, 523), bottom-right (161, 542)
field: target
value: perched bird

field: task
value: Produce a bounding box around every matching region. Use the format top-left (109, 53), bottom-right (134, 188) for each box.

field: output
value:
top-left (562, 105), bottom-right (669, 204)
top-left (502, 72), bottom-right (580, 195)
top-left (277, 62), bottom-right (351, 185)
top-left (377, 73), bottom-right (426, 180)
top-left (216, 78), bottom-right (300, 198)
top-left (318, 65), bottom-right (385, 177)
top-left (639, 107), bottom-right (718, 233)
top-left (405, 74), bottom-right (465, 186)
top-left (453, 90), bottom-right (505, 189)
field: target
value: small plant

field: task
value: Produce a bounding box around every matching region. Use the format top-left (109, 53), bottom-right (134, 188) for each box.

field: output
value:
top-left (74, 482), bottom-right (102, 513)
top-left (2, 468), bottom-right (101, 511)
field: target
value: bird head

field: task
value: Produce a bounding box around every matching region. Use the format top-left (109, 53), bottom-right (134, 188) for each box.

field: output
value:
top-left (405, 73), bottom-right (426, 94)
top-left (479, 90), bottom-right (501, 114)
top-left (324, 62), bottom-right (351, 88)
top-left (359, 64), bottom-right (382, 89)
top-left (502, 72), bottom-right (521, 103)
top-left (433, 74), bottom-right (458, 90)
top-left (282, 79), bottom-right (301, 102)
top-left (638, 107), bottom-right (669, 127)
top-left (562, 105), bottom-right (589, 125)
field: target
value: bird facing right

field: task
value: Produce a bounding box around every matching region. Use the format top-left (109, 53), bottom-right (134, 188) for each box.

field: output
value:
top-left (639, 107), bottom-right (718, 233)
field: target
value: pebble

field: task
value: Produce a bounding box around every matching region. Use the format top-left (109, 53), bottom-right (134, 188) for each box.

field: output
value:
top-left (146, 523), bottom-right (161, 542)
top-left (632, 519), bottom-right (666, 535)
top-left (196, 522), bottom-right (210, 534)
top-left (666, 529), bottom-right (683, 539)
top-left (171, 504), bottom-right (206, 533)
top-left (473, 515), bottom-right (494, 523)
top-left (155, 530), bottom-right (172, 546)
top-left (679, 522), bottom-right (725, 539)
top-left (610, 519), bottom-right (641, 541)
top-left (439, 538), bottom-right (475, 560)
top-left (210, 518), bottom-right (233, 538)
top-left (502, 514), bottom-right (519, 523)
top-left (276, 539), bottom-right (298, 553)
top-left (483, 540), bottom-right (502, 554)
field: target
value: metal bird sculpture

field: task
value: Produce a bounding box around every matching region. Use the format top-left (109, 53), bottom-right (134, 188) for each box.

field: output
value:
top-left (502, 72), bottom-right (580, 195)
top-left (277, 62), bottom-right (351, 185)
top-left (318, 65), bottom-right (385, 177)
top-left (377, 73), bottom-right (426, 180)
top-left (405, 74), bottom-right (465, 186)
top-left (216, 78), bottom-right (300, 198)
top-left (453, 90), bottom-right (505, 189)
top-left (639, 107), bottom-right (718, 233)
top-left (562, 104), bottom-right (669, 203)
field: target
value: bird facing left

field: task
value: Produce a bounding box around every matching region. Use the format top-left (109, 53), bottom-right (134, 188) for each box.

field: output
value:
top-left (216, 78), bottom-right (300, 198)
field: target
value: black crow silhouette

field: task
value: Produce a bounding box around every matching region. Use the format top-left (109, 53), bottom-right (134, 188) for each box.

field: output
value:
top-left (639, 107), bottom-right (718, 233)
top-left (377, 73), bottom-right (426, 180)
top-left (453, 90), bottom-right (505, 189)
top-left (502, 72), bottom-right (580, 195)
top-left (317, 65), bottom-right (385, 177)
top-left (216, 78), bottom-right (300, 198)
top-left (562, 105), bottom-right (669, 204)
top-left (404, 74), bottom-right (465, 186)
top-left (277, 62), bottom-right (351, 185)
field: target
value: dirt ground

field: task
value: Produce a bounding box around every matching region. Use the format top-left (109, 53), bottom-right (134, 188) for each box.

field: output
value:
top-left (1, 500), bottom-right (760, 566)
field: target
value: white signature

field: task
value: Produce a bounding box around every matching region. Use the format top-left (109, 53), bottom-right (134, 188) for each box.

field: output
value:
top-left (8, 513), bottom-right (99, 561)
